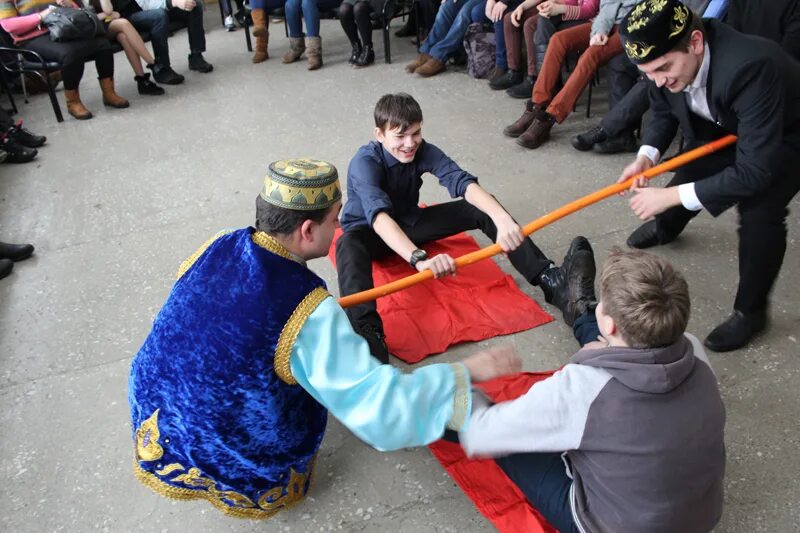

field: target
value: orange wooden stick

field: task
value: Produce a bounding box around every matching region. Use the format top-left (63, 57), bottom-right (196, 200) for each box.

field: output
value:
top-left (338, 135), bottom-right (737, 309)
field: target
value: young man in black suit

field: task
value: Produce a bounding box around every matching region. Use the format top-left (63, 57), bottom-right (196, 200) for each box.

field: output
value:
top-left (615, 0), bottom-right (800, 352)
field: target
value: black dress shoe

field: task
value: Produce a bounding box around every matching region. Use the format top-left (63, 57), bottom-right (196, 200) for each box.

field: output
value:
top-left (505, 75), bottom-right (535, 99)
top-left (0, 258), bottom-right (12, 280)
top-left (704, 310), bottom-right (767, 352)
top-left (356, 322), bottom-right (390, 364)
top-left (571, 125), bottom-right (607, 152)
top-left (489, 69), bottom-right (523, 90)
top-left (0, 241), bottom-right (34, 261)
top-left (7, 122), bottom-right (46, 148)
top-left (626, 220), bottom-right (678, 249)
top-left (538, 236), bottom-right (596, 325)
top-left (0, 137), bottom-right (37, 163)
top-left (594, 130), bottom-right (638, 154)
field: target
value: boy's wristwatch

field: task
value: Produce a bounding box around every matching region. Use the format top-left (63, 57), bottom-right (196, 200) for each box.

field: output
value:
top-left (409, 249), bottom-right (428, 268)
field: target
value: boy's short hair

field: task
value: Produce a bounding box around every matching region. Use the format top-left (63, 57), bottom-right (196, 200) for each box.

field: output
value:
top-left (374, 93), bottom-right (423, 133)
top-left (599, 248), bottom-right (690, 348)
top-left (255, 195), bottom-right (330, 236)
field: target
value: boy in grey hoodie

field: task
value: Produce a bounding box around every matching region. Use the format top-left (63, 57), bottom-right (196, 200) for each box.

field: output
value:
top-left (460, 248), bottom-right (726, 533)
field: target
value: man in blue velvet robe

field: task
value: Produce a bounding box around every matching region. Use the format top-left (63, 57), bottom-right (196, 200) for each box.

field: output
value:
top-left (128, 158), bottom-right (524, 518)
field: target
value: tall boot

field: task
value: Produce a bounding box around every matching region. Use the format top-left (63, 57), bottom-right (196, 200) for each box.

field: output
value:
top-left (252, 33), bottom-right (269, 63)
top-left (99, 78), bottom-right (130, 109)
top-left (305, 36), bottom-right (322, 70)
top-left (251, 8), bottom-right (268, 37)
top-left (64, 89), bottom-right (93, 120)
top-left (282, 36), bottom-right (306, 64)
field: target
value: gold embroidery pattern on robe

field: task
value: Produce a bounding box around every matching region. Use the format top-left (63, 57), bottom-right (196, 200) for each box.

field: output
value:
top-left (135, 409), bottom-right (164, 462)
top-left (446, 363), bottom-right (470, 431)
top-left (274, 287), bottom-right (330, 385)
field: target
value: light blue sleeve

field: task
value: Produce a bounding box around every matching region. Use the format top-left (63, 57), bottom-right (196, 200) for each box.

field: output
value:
top-left (289, 297), bottom-right (472, 451)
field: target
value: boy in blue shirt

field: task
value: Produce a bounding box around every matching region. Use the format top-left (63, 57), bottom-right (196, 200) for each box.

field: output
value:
top-left (337, 93), bottom-right (595, 362)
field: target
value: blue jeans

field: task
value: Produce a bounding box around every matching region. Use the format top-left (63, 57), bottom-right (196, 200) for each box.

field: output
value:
top-left (285, 0), bottom-right (341, 37)
top-left (420, 0), bottom-right (484, 62)
top-left (126, 9), bottom-right (171, 66)
top-left (573, 310), bottom-right (600, 347)
top-left (472, 0), bottom-right (522, 69)
top-left (249, 0), bottom-right (285, 9)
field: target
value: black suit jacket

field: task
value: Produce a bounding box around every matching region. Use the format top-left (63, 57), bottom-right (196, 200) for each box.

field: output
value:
top-left (727, 0), bottom-right (800, 59)
top-left (642, 20), bottom-right (800, 216)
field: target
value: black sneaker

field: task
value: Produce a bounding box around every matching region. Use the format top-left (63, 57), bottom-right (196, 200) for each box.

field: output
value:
top-left (356, 323), bottom-right (390, 364)
top-left (571, 125), bottom-right (607, 152)
top-left (593, 130), bottom-right (638, 154)
top-left (505, 75), bottom-right (535, 99)
top-left (489, 69), bottom-right (523, 90)
top-left (7, 121), bottom-right (46, 148)
top-left (188, 53), bottom-right (213, 73)
top-left (135, 73), bottom-right (165, 95)
top-left (149, 64), bottom-right (184, 85)
top-left (0, 136), bottom-right (37, 163)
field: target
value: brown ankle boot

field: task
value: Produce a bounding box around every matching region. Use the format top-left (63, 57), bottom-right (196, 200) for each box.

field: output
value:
top-left (252, 8), bottom-right (268, 37)
top-left (282, 36), bottom-right (305, 64)
top-left (516, 114), bottom-right (556, 149)
top-left (305, 36), bottom-right (322, 70)
top-left (252, 33), bottom-right (269, 63)
top-left (415, 57), bottom-right (445, 77)
top-left (405, 53), bottom-right (429, 73)
top-left (99, 78), bottom-right (129, 109)
top-left (64, 89), bottom-right (92, 120)
top-left (503, 101), bottom-right (548, 138)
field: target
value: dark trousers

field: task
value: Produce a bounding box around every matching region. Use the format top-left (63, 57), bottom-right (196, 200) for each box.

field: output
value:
top-left (22, 34), bottom-right (114, 90)
top-left (335, 200), bottom-right (552, 331)
top-left (654, 144), bottom-right (800, 314)
top-left (125, 3), bottom-right (206, 67)
top-left (600, 54), bottom-right (649, 137)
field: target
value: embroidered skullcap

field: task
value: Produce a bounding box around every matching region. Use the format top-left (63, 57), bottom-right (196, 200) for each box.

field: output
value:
top-left (261, 159), bottom-right (342, 211)
top-left (620, 0), bottom-right (694, 64)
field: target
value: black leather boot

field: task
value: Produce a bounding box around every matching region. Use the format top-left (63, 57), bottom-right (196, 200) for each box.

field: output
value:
top-left (0, 242), bottom-right (34, 261)
top-left (353, 44), bottom-right (375, 68)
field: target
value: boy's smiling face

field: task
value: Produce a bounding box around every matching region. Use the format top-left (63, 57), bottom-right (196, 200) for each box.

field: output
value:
top-left (375, 121), bottom-right (423, 163)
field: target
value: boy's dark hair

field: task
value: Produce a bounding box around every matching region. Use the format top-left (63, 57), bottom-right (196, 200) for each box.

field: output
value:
top-left (374, 93), bottom-right (423, 133)
top-left (599, 248), bottom-right (690, 349)
top-left (255, 195), bottom-right (330, 235)
top-left (673, 13), bottom-right (705, 53)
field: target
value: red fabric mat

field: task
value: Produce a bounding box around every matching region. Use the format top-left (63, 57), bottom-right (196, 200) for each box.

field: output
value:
top-left (429, 372), bottom-right (558, 533)
top-left (329, 229), bottom-right (553, 363)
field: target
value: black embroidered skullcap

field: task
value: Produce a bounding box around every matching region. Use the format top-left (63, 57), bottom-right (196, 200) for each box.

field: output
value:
top-left (620, 0), bottom-right (694, 64)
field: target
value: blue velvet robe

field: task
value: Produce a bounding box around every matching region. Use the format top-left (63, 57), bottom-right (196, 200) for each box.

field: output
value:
top-left (129, 228), bottom-right (329, 519)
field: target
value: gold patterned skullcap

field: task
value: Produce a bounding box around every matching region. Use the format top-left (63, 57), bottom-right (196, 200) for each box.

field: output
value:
top-left (261, 158), bottom-right (342, 211)
top-left (620, 0), bottom-right (694, 64)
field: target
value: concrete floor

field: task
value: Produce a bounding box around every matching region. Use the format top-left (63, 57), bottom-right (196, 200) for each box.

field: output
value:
top-left (1, 12), bottom-right (798, 533)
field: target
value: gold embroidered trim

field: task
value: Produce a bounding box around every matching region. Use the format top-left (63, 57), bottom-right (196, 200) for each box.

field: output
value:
top-left (133, 459), bottom-right (315, 520)
top-left (176, 230), bottom-right (234, 280)
top-left (446, 363), bottom-right (470, 431)
top-left (251, 231), bottom-right (302, 263)
top-left (274, 287), bottom-right (330, 385)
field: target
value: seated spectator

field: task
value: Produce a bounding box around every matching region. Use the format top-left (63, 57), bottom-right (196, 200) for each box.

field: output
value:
top-left (493, 0), bottom-right (598, 98)
top-left (0, 242), bottom-right (34, 280)
top-left (503, 0), bottom-right (638, 149)
top-left (0, 0), bottom-right (129, 120)
top-left (249, 0), bottom-right (283, 63)
top-left (94, 0), bottom-right (164, 95)
top-left (111, 0), bottom-right (212, 85)
top-left (480, 0), bottom-right (523, 84)
top-left (280, 0), bottom-right (341, 70)
top-left (338, 0), bottom-right (383, 68)
top-left (220, 0), bottom-right (248, 30)
top-left (405, 0), bottom-right (486, 77)
top-left (0, 108), bottom-right (44, 163)
top-left (727, 0), bottom-right (800, 59)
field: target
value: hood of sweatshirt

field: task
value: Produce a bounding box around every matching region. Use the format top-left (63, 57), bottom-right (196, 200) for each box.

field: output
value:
top-left (570, 335), bottom-right (696, 394)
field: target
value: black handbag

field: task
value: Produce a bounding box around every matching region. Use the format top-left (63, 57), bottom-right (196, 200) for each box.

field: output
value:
top-left (42, 6), bottom-right (106, 42)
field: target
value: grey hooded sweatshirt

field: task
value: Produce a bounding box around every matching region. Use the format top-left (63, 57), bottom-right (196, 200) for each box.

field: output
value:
top-left (461, 333), bottom-right (726, 533)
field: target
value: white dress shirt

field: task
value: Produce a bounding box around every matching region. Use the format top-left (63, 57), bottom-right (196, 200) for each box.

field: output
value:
top-left (637, 45), bottom-right (713, 211)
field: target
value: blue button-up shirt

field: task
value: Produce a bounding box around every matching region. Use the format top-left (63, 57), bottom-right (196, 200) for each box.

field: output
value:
top-left (340, 140), bottom-right (479, 231)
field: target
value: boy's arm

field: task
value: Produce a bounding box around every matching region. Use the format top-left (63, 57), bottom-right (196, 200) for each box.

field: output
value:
top-left (372, 212), bottom-right (422, 264)
top-left (463, 183), bottom-right (526, 253)
top-left (287, 296), bottom-right (473, 451)
top-left (460, 364), bottom-right (611, 457)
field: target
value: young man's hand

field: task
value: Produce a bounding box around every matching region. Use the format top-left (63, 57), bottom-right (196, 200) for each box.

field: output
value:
top-left (629, 186), bottom-right (681, 220)
top-left (589, 33), bottom-right (608, 46)
top-left (416, 253), bottom-right (457, 278)
top-left (493, 214), bottom-right (525, 252)
top-left (463, 346), bottom-right (522, 382)
top-left (617, 155), bottom-right (653, 195)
